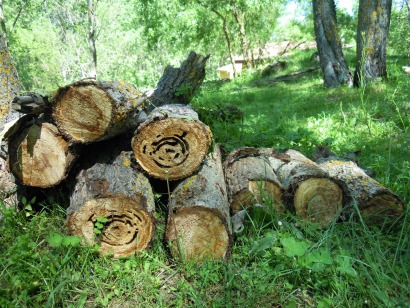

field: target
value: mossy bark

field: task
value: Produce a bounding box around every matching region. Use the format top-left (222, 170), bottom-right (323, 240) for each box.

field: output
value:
top-left (316, 157), bottom-right (405, 224)
top-left (67, 151), bottom-right (155, 258)
top-left (132, 104), bottom-right (212, 181)
top-left (312, 0), bottom-right (352, 87)
top-left (166, 145), bottom-right (231, 261)
top-left (354, 0), bottom-right (392, 85)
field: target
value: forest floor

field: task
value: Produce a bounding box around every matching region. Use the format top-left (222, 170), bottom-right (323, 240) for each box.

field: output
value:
top-left (1, 48), bottom-right (409, 307)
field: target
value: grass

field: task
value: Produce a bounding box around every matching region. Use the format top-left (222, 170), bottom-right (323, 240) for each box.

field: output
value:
top-left (1, 49), bottom-right (409, 307)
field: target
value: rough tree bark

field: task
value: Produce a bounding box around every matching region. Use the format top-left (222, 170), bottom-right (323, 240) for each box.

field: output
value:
top-left (150, 51), bottom-right (210, 108)
top-left (7, 119), bottom-right (76, 188)
top-left (52, 80), bottom-right (145, 143)
top-left (166, 145), bottom-right (231, 261)
top-left (312, 0), bottom-right (353, 87)
top-left (314, 151), bottom-right (405, 224)
top-left (131, 104), bottom-right (212, 181)
top-left (224, 147), bottom-right (284, 215)
top-left (0, 31), bottom-right (20, 132)
top-left (87, 0), bottom-right (97, 79)
top-left (354, 0), bottom-right (392, 86)
top-left (67, 151), bottom-right (155, 258)
top-left (266, 149), bottom-right (344, 226)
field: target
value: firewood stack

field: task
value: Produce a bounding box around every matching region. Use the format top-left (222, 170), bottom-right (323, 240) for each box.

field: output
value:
top-left (1, 51), bottom-right (406, 261)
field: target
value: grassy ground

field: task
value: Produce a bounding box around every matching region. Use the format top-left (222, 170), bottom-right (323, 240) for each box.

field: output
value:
top-left (1, 50), bottom-right (409, 307)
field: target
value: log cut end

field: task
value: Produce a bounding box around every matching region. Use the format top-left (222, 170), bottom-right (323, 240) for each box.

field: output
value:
top-left (166, 206), bottom-right (230, 261)
top-left (231, 180), bottom-right (284, 214)
top-left (132, 118), bottom-right (212, 180)
top-left (8, 122), bottom-right (74, 187)
top-left (294, 178), bottom-right (343, 225)
top-left (53, 84), bottom-right (114, 143)
top-left (361, 194), bottom-right (405, 224)
top-left (67, 195), bottom-right (154, 258)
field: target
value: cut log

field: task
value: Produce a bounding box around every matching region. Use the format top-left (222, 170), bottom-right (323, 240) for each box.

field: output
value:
top-left (149, 51), bottom-right (210, 109)
top-left (132, 104), bottom-right (212, 181)
top-left (224, 147), bottom-right (284, 215)
top-left (52, 80), bottom-right (145, 143)
top-left (166, 145), bottom-right (231, 261)
top-left (315, 155), bottom-right (405, 224)
top-left (7, 120), bottom-right (76, 188)
top-left (66, 151), bottom-right (155, 258)
top-left (266, 149), bottom-right (343, 226)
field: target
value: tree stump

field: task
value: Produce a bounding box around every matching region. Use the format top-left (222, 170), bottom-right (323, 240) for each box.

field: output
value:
top-left (66, 151), bottom-right (155, 258)
top-left (7, 120), bottom-right (76, 188)
top-left (166, 145), bottom-right (231, 261)
top-left (316, 157), bottom-right (405, 224)
top-left (132, 104), bottom-right (212, 181)
top-left (149, 51), bottom-right (210, 109)
top-left (224, 147), bottom-right (284, 215)
top-left (52, 80), bottom-right (145, 143)
top-left (267, 149), bottom-right (343, 226)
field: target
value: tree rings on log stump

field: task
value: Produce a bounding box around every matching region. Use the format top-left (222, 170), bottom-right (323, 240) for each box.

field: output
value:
top-left (67, 151), bottom-right (155, 258)
top-left (224, 147), bottom-right (284, 215)
top-left (8, 121), bottom-right (75, 188)
top-left (166, 145), bottom-right (231, 260)
top-left (268, 149), bottom-right (343, 226)
top-left (316, 158), bottom-right (405, 224)
top-left (52, 80), bottom-right (145, 143)
top-left (132, 104), bottom-right (212, 180)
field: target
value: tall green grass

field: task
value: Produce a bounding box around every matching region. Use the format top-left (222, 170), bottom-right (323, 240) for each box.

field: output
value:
top-left (1, 50), bottom-right (409, 307)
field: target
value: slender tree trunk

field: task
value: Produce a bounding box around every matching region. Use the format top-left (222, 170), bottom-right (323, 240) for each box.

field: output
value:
top-left (354, 0), bottom-right (392, 86)
top-left (0, 0), bottom-right (7, 42)
top-left (0, 31), bottom-right (20, 131)
top-left (87, 0), bottom-right (97, 79)
top-left (232, 4), bottom-right (251, 69)
top-left (210, 8), bottom-right (236, 77)
top-left (406, 0), bottom-right (410, 65)
top-left (312, 0), bottom-right (352, 87)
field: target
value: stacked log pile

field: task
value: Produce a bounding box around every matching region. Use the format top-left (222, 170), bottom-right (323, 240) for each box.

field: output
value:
top-left (1, 51), bottom-right (406, 261)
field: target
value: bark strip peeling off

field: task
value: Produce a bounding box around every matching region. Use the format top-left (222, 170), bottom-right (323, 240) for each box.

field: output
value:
top-left (166, 145), bottom-right (232, 261)
top-left (52, 80), bottom-right (146, 143)
top-left (132, 104), bottom-right (212, 181)
top-left (67, 151), bottom-right (155, 258)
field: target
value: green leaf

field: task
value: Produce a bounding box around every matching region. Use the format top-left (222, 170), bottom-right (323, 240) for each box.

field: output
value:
top-left (97, 216), bottom-right (109, 223)
top-left (61, 235), bottom-right (82, 247)
top-left (281, 237), bottom-right (309, 257)
top-left (47, 232), bottom-right (63, 247)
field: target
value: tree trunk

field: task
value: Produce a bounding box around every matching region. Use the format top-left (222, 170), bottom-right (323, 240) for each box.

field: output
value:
top-left (131, 104), bottom-right (212, 181)
top-left (52, 80), bottom-right (145, 143)
top-left (315, 156), bottom-right (405, 224)
top-left (166, 145), bottom-right (231, 261)
top-left (87, 0), bottom-right (97, 79)
top-left (7, 119), bottom-right (76, 188)
top-left (67, 151), bottom-right (155, 258)
top-left (354, 0), bottom-right (392, 86)
top-left (150, 51), bottom-right (210, 109)
top-left (224, 147), bottom-right (284, 215)
top-left (232, 4), bottom-right (251, 69)
top-left (0, 31), bottom-right (20, 132)
top-left (266, 149), bottom-right (344, 226)
top-left (312, 0), bottom-right (353, 87)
